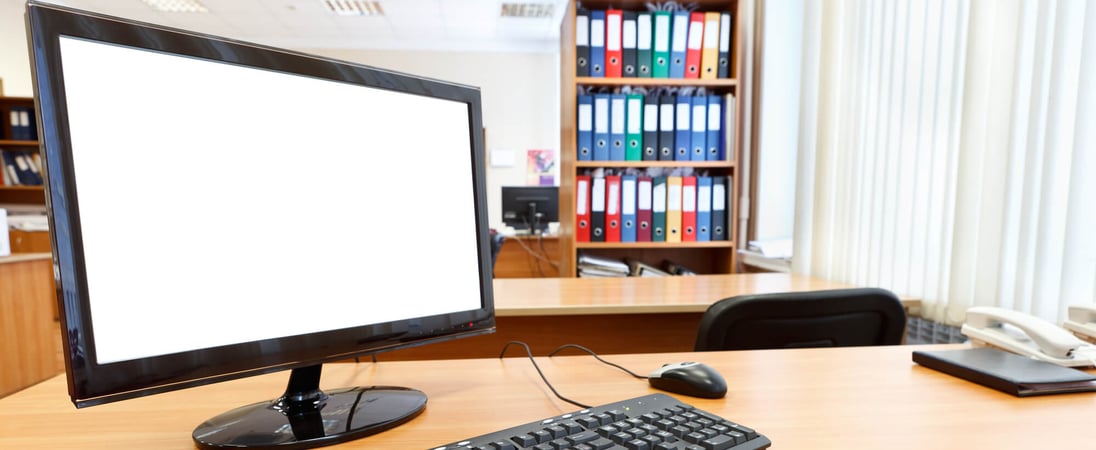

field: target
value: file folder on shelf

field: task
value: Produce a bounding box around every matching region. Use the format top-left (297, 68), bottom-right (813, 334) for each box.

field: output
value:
top-left (609, 93), bottom-right (627, 161)
top-left (590, 10), bottom-right (606, 78)
top-left (701, 12), bottom-right (721, 79)
top-left (577, 94), bottom-right (593, 161)
top-left (642, 93), bottom-right (659, 161)
top-left (724, 93), bottom-right (737, 162)
top-left (652, 11), bottom-right (672, 78)
top-left (706, 95), bottom-right (723, 160)
top-left (575, 10), bottom-right (590, 77)
top-left (658, 95), bottom-right (675, 161)
top-left (690, 95), bottom-right (707, 161)
top-left (669, 11), bottom-right (689, 78)
top-left (622, 11), bottom-right (637, 77)
top-left (696, 176), bottom-right (712, 241)
top-left (674, 95), bottom-right (692, 161)
top-left (605, 174), bottom-right (622, 242)
top-left (637, 175), bottom-right (653, 242)
top-left (625, 93), bottom-right (644, 161)
top-left (605, 9), bottom-right (623, 78)
top-left (590, 176), bottom-right (606, 241)
top-left (718, 12), bottom-right (732, 78)
top-left (684, 12), bottom-right (705, 79)
top-left (711, 176), bottom-right (728, 240)
top-left (621, 174), bottom-right (637, 242)
top-left (636, 12), bottom-right (653, 78)
top-left (593, 93), bottom-right (610, 160)
top-left (666, 176), bottom-right (683, 242)
top-left (651, 176), bottom-right (667, 242)
top-left (681, 175), bottom-right (697, 241)
top-left (575, 175), bottom-right (591, 242)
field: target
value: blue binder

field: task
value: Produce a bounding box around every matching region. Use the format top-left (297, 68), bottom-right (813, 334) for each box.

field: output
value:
top-left (577, 94), bottom-right (593, 161)
top-left (621, 174), bottom-right (637, 242)
top-left (609, 93), bottom-right (627, 161)
top-left (690, 95), bottom-right (707, 161)
top-left (674, 95), bottom-right (691, 161)
top-left (669, 11), bottom-right (689, 78)
top-left (706, 95), bottom-right (723, 160)
top-left (589, 10), bottom-right (606, 78)
top-left (593, 93), bottom-right (610, 160)
top-left (696, 176), bottom-right (712, 241)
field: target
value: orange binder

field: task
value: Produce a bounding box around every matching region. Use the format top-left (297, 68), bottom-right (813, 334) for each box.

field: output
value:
top-left (575, 175), bottom-right (591, 242)
top-left (605, 9), bottom-right (624, 78)
top-left (605, 174), bottom-right (622, 242)
top-left (684, 12), bottom-right (705, 79)
top-left (681, 175), bottom-right (697, 241)
top-left (666, 176), bottom-right (683, 242)
top-left (700, 12), bottom-right (721, 79)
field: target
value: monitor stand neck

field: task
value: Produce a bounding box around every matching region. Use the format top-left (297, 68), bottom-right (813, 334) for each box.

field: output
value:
top-left (192, 364), bottom-right (427, 449)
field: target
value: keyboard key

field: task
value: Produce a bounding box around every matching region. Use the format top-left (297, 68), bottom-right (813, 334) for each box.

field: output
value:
top-left (701, 434), bottom-right (736, 450)
top-left (511, 434), bottom-right (537, 447)
top-left (491, 441), bottom-right (517, 450)
top-left (625, 438), bottom-right (651, 450)
top-left (568, 431), bottom-right (599, 445)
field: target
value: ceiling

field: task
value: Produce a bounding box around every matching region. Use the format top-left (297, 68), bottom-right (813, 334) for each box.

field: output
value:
top-left (34, 0), bottom-right (568, 53)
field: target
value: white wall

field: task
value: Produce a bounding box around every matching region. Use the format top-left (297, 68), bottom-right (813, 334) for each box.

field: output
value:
top-left (312, 49), bottom-right (560, 230)
top-left (0, 7), bottom-right (560, 229)
top-left (0, 0), bottom-right (33, 97)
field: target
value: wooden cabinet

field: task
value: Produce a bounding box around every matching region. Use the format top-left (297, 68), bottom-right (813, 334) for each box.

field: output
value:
top-left (558, 0), bottom-right (747, 277)
top-left (0, 96), bottom-right (44, 205)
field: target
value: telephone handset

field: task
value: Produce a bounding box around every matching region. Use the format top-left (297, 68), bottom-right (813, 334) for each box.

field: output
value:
top-left (961, 306), bottom-right (1096, 367)
top-left (1063, 305), bottom-right (1096, 344)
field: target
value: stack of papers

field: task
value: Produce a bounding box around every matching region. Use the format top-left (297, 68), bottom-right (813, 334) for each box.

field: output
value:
top-left (577, 254), bottom-right (629, 278)
top-left (627, 258), bottom-right (670, 277)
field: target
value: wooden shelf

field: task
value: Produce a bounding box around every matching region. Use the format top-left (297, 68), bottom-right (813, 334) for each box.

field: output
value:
top-left (1, 96), bottom-right (44, 206)
top-left (558, 0), bottom-right (747, 277)
top-left (0, 140), bottom-right (39, 147)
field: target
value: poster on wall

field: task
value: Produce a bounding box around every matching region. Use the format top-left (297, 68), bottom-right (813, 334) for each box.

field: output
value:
top-left (526, 149), bottom-right (556, 186)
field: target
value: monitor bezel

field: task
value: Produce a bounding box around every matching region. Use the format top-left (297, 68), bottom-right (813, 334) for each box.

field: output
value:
top-left (27, 1), bottom-right (495, 408)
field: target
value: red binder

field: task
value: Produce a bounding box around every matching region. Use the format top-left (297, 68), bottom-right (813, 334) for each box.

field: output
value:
top-left (684, 12), bottom-right (705, 79)
top-left (605, 174), bottom-right (622, 242)
top-left (605, 9), bottom-right (624, 78)
top-left (575, 175), bottom-right (591, 242)
top-left (636, 176), bottom-right (653, 242)
top-left (681, 175), bottom-right (697, 241)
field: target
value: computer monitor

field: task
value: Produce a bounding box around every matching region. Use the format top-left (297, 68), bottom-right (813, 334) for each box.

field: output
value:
top-left (26, 2), bottom-right (494, 448)
top-left (501, 186), bottom-right (559, 233)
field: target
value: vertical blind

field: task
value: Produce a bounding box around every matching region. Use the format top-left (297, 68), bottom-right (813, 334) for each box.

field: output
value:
top-left (791, 0), bottom-right (1096, 325)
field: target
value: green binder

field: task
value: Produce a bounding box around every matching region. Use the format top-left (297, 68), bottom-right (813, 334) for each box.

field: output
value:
top-left (625, 93), bottom-right (644, 160)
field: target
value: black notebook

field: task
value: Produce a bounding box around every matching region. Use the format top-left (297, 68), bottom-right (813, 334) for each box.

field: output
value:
top-left (912, 347), bottom-right (1096, 397)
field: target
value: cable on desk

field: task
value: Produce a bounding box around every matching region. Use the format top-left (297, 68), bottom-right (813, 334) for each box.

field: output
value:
top-left (548, 344), bottom-right (649, 380)
top-left (498, 341), bottom-right (591, 409)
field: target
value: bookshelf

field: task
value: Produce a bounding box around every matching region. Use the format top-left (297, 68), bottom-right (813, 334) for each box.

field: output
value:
top-left (558, 0), bottom-right (746, 277)
top-left (0, 96), bottom-right (44, 205)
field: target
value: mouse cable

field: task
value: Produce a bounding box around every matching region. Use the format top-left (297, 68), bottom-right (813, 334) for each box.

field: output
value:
top-left (547, 344), bottom-right (649, 380)
top-left (498, 341), bottom-right (592, 409)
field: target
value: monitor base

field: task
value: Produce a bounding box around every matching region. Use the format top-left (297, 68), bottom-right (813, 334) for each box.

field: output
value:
top-left (193, 365), bottom-right (426, 449)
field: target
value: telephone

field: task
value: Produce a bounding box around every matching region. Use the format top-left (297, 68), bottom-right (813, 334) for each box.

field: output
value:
top-left (1063, 305), bottom-right (1096, 344)
top-left (961, 306), bottom-right (1096, 367)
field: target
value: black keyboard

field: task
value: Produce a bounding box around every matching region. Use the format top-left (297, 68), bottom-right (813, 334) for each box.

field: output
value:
top-left (431, 393), bottom-right (772, 450)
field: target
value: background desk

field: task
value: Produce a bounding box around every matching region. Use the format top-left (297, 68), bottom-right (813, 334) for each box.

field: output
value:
top-left (1, 344), bottom-right (1091, 449)
top-left (390, 273), bottom-right (920, 360)
top-left (493, 234), bottom-right (561, 278)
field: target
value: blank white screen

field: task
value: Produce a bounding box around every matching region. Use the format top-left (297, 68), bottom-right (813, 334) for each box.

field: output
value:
top-left (58, 36), bottom-right (483, 364)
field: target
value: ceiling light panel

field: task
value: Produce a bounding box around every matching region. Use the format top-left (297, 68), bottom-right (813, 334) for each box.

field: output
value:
top-left (499, 2), bottom-right (555, 18)
top-left (139, 0), bottom-right (209, 13)
top-left (322, 0), bottom-right (384, 16)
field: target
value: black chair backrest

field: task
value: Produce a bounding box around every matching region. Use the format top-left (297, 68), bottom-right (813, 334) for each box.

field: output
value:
top-left (694, 288), bottom-right (907, 351)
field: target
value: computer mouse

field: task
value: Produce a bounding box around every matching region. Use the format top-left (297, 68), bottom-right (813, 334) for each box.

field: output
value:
top-left (648, 362), bottom-right (727, 399)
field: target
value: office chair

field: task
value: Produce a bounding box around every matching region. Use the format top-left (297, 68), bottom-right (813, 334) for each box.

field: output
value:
top-left (489, 230), bottom-right (505, 269)
top-left (694, 287), bottom-right (907, 351)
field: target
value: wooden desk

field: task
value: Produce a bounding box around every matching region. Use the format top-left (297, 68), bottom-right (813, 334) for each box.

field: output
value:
top-left (0, 344), bottom-right (1091, 449)
top-left (0, 253), bottom-right (60, 398)
top-left (493, 235), bottom-right (561, 278)
top-left (388, 273), bottom-right (921, 360)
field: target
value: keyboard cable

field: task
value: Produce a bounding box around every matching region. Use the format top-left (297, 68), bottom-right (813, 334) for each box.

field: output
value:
top-left (547, 344), bottom-right (650, 380)
top-left (499, 341), bottom-right (592, 409)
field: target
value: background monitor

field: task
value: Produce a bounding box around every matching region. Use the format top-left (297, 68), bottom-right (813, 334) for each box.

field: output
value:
top-left (26, 2), bottom-right (494, 448)
top-left (501, 186), bottom-right (559, 233)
